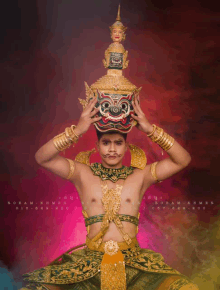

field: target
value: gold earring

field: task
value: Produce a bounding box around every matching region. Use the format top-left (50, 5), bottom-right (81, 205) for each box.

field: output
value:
top-left (129, 144), bottom-right (147, 170)
top-left (75, 148), bottom-right (96, 165)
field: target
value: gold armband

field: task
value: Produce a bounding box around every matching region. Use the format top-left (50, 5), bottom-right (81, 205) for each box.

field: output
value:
top-left (150, 161), bottom-right (161, 183)
top-left (53, 125), bottom-right (79, 152)
top-left (66, 158), bottom-right (75, 180)
top-left (148, 124), bottom-right (174, 151)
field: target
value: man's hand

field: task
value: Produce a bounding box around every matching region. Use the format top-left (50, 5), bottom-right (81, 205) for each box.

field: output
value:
top-left (131, 96), bottom-right (153, 135)
top-left (75, 98), bottom-right (101, 136)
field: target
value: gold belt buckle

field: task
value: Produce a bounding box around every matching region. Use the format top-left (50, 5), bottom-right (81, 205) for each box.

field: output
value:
top-left (104, 240), bottom-right (119, 256)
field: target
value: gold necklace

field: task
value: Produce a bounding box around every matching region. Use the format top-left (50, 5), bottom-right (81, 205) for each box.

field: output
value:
top-left (90, 162), bottom-right (134, 182)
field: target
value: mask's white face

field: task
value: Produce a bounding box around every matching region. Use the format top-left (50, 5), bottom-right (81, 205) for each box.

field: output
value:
top-left (94, 91), bottom-right (135, 133)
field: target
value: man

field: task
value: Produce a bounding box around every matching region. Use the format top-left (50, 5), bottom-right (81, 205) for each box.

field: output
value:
top-left (21, 96), bottom-right (199, 290)
top-left (21, 6), bottom-right (199, 290)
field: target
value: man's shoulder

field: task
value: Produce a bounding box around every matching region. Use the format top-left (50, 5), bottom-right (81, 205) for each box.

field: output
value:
top-left (73, 160), bottom-right (93, 176)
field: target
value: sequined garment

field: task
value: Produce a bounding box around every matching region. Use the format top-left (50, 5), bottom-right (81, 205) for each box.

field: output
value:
top-left (21, 245), bottom-right (199, 290)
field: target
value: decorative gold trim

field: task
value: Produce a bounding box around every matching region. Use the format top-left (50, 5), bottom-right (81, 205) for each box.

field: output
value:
top-left (66, 159), bottom-right (75, 180)
top-left (90, 163), bottom-right (134, 182)
top-left (82, 210), bottom-right (90, 234)
top-left (168, 278), bottom-right (199, 290)
top-left (86, 236), bottom-right (139, 252)
top-left (78, 82), bottom-right (95, 110)
top-left (104, 240), bottom-right (119, 256)
top-left (150, 161), bottom-right (161, 183)
top-left (129, 144), bottom-right (147, 170)
top-left (75, 148), bottom-right (96, 165)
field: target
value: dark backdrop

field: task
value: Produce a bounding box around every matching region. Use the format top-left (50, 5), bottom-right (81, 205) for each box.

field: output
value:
top-left (1, 0), bottom-right (220, 289)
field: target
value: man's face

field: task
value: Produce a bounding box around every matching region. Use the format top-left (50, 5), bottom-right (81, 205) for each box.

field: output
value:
top-left (111, 28), bottom-right (124, 43)
top-left (97, 133), bottom-right (127, 168)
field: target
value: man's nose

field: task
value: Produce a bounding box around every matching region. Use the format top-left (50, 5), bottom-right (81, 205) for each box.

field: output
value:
top-left (109, 143), bottom-right (116, 151)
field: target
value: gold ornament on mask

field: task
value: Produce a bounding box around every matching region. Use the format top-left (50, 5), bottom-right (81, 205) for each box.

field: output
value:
top-left (78, 82), bottom-right (95, 110)
top-left (129, 144), bottom-right (147, 170)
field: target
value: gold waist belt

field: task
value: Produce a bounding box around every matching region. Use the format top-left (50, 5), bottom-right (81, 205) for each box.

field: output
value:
top-left (86, 235), bottom-right (138, 252)
top-left (86, 236), bottom-right (139, 290)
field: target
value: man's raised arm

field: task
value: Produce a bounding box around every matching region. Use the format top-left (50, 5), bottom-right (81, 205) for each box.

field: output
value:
top-left (131, 96), bottom-right (191, 184)
top-left (35, 98), bottom-right (101, 181)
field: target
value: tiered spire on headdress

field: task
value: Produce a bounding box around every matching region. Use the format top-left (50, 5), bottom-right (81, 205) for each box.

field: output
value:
top-left (79, 5), bottom-right (141, 133)
top-left (109, 5), bottom-right (127, 32)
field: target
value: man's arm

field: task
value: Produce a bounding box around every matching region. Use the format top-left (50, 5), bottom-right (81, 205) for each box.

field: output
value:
top-left (35, 98), bottom-right (101, 182)
top-left (131, 96), bottom-right (191, 185)
top-left (145, 138), bottom-right (191, 183)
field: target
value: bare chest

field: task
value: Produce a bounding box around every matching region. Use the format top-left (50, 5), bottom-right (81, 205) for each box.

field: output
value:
top-left (78, 171), bottom-right (144, 216)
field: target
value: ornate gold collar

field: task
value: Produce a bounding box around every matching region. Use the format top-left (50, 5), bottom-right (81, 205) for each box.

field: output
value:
top-left (90, 162), bottom-right (134, 182)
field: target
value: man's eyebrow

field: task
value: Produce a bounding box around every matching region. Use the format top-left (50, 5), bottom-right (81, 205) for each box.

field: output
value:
top-left (114, 139), bottom-right (123, 142)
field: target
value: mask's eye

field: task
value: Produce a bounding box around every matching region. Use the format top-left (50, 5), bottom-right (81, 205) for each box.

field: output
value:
top-left (104, 103), bottom-right (109, 108)
top-left (121, 103), bottom-right (128, 110)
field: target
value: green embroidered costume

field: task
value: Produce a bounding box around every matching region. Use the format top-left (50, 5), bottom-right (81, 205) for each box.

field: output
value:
top-left (20, 163), bottom-right (199, 290)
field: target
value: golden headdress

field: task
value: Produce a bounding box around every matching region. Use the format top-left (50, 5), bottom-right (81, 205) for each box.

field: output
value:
top-left (79, 5), bottom-right (141, 133)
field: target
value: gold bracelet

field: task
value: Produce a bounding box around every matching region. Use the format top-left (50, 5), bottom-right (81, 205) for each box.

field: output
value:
top-left (149, 125), bottom-right (175, 151)
top-left (70, 125), bottom-right (79, 143)
top-left (147, 124), bottom-right (156, 137)
top-left (53, 134), bottom-right (68, 152)
top-left (150, 162), bottom-right (161, 183)
top-left (151, 127), bottom-right (164, 143)
top-left (66, 158), bottom-right (75, 180)
top-left (65, 127), bottom-right (74, 143)
top-left (53, 125), bottom-right (79, 152)
top-left (163, 135), bottom-right (174, 151)
top-left (157, 132), bottom-right (167, 147)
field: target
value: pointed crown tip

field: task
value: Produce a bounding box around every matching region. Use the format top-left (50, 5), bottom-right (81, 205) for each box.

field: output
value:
top-left (116, 4), bottom-right (121, 21)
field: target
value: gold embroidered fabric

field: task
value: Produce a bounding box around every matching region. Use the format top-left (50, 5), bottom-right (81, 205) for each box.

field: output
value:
top-left (98, 180), bottom-right (132, 246)
top-left (84, 213), bottom-right (139, 227)
top-left (101, 260), bottom-right (126, 290)
top-left (88, 180), bottom-right (131, 290)
top-left (22, 245), bottom-right (194, 286)
top-left (168, 278), bottom-right (199, 290)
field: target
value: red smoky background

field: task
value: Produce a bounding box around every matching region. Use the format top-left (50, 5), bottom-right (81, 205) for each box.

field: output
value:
top-left (1, 0), bottom-right (220, 289)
